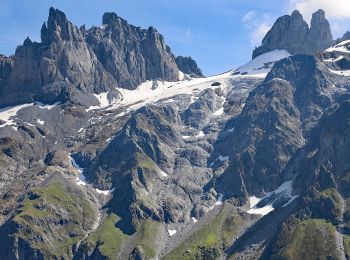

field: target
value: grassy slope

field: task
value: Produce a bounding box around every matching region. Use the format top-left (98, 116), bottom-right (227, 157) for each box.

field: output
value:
top-left (85, 213), bottom-right (126, 258)
top-left (278, 219), bottom-right (340, 259)
top-left (14, 182), bottom-right (95, 258)
top-left (164, 206), bottom-right (243, 260)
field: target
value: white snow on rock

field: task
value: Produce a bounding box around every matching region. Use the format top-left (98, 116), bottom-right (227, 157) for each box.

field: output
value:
top-left (324, 55), bottom-right (344, 62)
top-left (327, 40), bottom-right (350, 54)
top-left (179, 71), bottom-right (191, 81)
top-left (247, 180), bottom-right (298, 216)
top-left (95, 188), bottom-right (114, 195)
top-left (192, 217), bottom-right (198, 223)
top-left (0, 103), bottom-right (33, 128)
top-left (218, 155), bottom-right (229, 162)
top-left (182, 135), bottom-right (191, 140)
top-left (237, 50), bottom-right (290, 77)
top-left (215, 193), bottom-right (224, 206)
top-left (196, 131), bottom-right (205, 138)
top-left (227, 126), bottom-right (235, 133)
top-left (329, 69), bottom-right (350, 77)
top-left (213, 107), bottom-right (224, 116)
top-left (70, 154), bottom-right (87, 186)
top-left (168, 229), bottom-right (177, 236)
top-left (111, 71), bottom-right (234, 113)
top-left (160, 170), bottom-right (168, 177)
top-left (35, 101), bottom-right (61, 110)
top-left (87, 92), bottom-right (117, 111)
top-left (37, 119), bottom-right (45, 125)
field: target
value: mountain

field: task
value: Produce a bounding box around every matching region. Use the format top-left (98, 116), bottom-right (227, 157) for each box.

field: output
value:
top-left (0, 8), bottom-right (203, 108)
top-left (0, 6), bottom-right (350, 260)
top-left (252, 9), bottom-right (333, 59)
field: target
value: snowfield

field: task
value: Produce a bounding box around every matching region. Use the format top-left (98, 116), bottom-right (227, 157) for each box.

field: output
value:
top-left (85, 50), bottom-right (290, 113)
top-left (247, 180), bottom-right (298, 216)
top-left (237, 50), bottom-right (290, 77)
top-left (327, 40), bottom-right (350, 54)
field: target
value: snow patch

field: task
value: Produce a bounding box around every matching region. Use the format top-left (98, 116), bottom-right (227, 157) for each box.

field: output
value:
top-left (168, 229), bottom-right (177, 236)
top-left (196, 131), bottom-right (205, 138)
top-left (213, 107), bottom-right (224, 116)
top-left (87, 92), bottom-right (116, 111)
top-left (218, 155), bottom-right (229, 162)
top-left (160, 170), bottom-right (168, 177)
top-left (192, 217), bottom-right (198, 223)
top-left (37, 119), bottom-right (45, 125)
top-left (70, 155), bottom-right (87, 186)
top-left (227, 126), bottom-right (235, 133)
top-left (215, 193), bottom-right (223, 206)
top-left (247, 180), bottom-right (298, 216)
top-left (35, 101), bottom-right (60, 110)
top-left (0, 103), bottom-right (33, 128)
top-left (95, 188), bottom-right (114, 195)
top-left (237, 50), bottom-right (290, 77)
top-left (329, 69), bottom-right (350, 77)
top-left (327, 40), bottom-right (350, 54)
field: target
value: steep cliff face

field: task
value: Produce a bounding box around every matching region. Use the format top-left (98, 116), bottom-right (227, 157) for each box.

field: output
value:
top-left (252, 10), bottom-right (333, 59)
top-left (86, 12), bottom-right (179, 90)
top-left (0, 8), bottom-right (186, 108)
top-left (175, 56), bottom-right (203, 77)
top-left (215, 54), bottom-right (348, 198)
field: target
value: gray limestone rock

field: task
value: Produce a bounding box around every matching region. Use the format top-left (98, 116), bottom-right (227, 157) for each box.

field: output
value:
top-left (0, 7), bottom-right (185, 108)
top-left (175, 56), bottom-right (204, 77)
top-left (252, 10), bottom-right (333, 59)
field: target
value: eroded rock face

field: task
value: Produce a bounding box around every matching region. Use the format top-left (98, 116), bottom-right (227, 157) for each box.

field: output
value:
top-left (252, 10), bottom-right (333, 59)
top-left (214, 54), bottom-right (348, 197)
top-left (175, 56), bottom-right (203, 77)
top-left (0, 7), bottom-right (185, 108)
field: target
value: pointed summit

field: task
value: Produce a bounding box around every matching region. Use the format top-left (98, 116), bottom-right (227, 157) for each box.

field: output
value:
top-left (41, 7), bottom-right (82, 44)
top-left (307, 9), bottom-right (333, 51)
top-left (252, 9), bottom-right (333, 59)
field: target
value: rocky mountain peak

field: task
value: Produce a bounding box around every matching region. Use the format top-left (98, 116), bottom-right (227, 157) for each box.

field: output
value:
top-left (311, 9), bottom-right (326, 23)
top-left (175, 56), bottom-right (204, 77)
top-left (41, 7), bottom-right (82, 44)
top-left (252, 9), bottom-right (333, 59)
top-left (308, 9), bottom-right (333, 51)
top-left (0, 7), bottom-right (204, 108)
top-left (102, 12), bottom-right (125, 26)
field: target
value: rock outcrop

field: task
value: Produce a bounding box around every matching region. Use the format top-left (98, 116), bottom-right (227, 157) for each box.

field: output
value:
top-left (0, 7), bottom-right (195, 108)
top-left (252, 10), bottom-right (333, 59)
top-left (175, 56), bottom-right (203, 77)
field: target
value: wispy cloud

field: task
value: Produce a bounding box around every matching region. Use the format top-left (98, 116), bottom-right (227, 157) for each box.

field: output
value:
top-left (184, 28), bottom-right (193, 44)
top-left (286, 0), bottom-right (350, 37)
top-left (242, 11), bottom-right (274, 47)
top-left (287, 0), bottom-right (350, 21)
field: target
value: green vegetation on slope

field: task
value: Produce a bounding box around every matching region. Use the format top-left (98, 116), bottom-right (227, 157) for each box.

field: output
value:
top-left (165, 206), bottom-right (243, 260)
top-left (277, 219), bottom-right (340, 260)
top-left (344, 235), bottom-right (350, 259)
top-left (13, 182), bottom-right (95, 259)
top-left (134, 219), bottom-right (160, 258)
top-left (85, 213), bottom-right (126, 258)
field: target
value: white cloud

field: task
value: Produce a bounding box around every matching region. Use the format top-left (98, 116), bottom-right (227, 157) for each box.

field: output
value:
top-left (184, 28), bottom-right (193, 44)
top-left (286, 0), bottom-right (350, 38)
top-left (242, 11), bottom-right (274, 47)
top-left (287, 0), bottom-right (350, 21)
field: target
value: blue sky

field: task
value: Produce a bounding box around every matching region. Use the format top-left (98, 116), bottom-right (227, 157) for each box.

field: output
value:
top-left (1, 0), bottom-right (350, 76)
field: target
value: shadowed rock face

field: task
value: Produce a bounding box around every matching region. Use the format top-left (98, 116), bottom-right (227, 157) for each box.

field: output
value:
top-left (175, 56), bottom-right (204, 77)
top-left (214, 54), bottom-right (348, 197)
top-left (0, 7), bottom-right (183, 108)
top-left (252, 10), bottom-right (333, 59)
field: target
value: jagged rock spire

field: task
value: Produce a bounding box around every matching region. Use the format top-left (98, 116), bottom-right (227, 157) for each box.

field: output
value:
top-left (41, 7), bottom-right (82, 44)
top-left (252, 9), bottom-right (333, 59)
